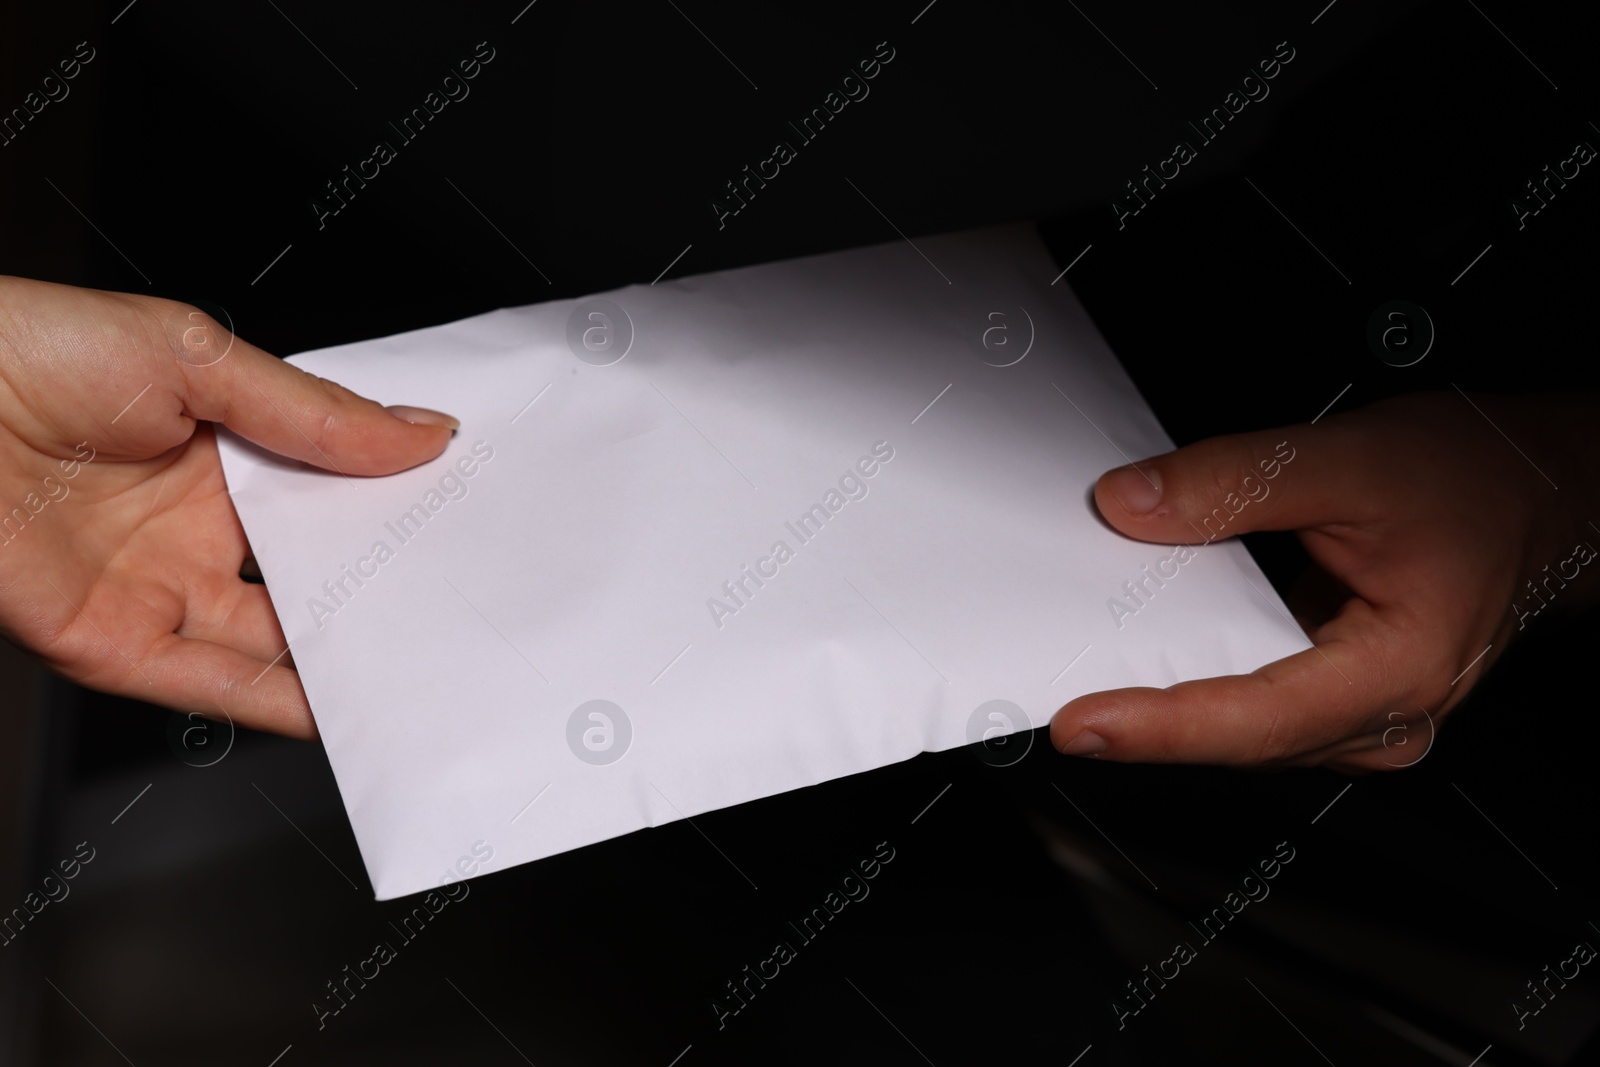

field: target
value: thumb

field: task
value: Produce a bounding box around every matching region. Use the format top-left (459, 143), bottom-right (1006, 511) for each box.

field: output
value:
top-left (166, 306), bottom-right (457, 476)
top-left (1094, 421), bottom-right (1366, 544)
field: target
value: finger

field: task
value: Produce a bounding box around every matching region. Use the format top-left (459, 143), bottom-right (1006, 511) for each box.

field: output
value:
top-left (170, 314), bottom-right (459, 476)
top-left (91, 292), bottom-right (460, 476)
top-left (181, 581), bottom-right (291, 665)
top-left (139, 635), bottom-right (317, 739)
top-left (1049, 612), bottom-right (1381, 766)
top-left (1326, 706), bottom-right (1439, 773)
top-left (1285, 730), bottom-right (1386, 767)
top-left (1325, 748), bottom-right (1403, 775)
top-left (1095, 417), bottom-right (1377, 545)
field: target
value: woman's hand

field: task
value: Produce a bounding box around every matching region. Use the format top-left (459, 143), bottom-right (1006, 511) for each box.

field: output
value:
top-left (0, 277), bottom-right (457, 738)
top-left (1051, 390), bottom-right (1597, 773)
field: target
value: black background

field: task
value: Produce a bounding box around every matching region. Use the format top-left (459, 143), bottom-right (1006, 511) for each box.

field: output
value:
top-left (2, 1), bottom-right (1598, 1064)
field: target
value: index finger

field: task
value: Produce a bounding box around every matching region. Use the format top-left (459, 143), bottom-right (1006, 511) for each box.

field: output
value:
top-left (1048, 607), bottom-right (1382, 765)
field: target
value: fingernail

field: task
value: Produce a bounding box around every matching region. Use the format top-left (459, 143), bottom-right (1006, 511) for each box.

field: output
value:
top-left (387, 405), bottom-right (460, 430)
top-left (1106, 466), bottom-right (1161, 515)
top-left (1060, 730), bottom-right (1108, 757)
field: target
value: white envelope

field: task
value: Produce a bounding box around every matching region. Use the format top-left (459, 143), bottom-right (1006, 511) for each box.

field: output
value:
top-left (218, 224), bottom-right (1309, 900)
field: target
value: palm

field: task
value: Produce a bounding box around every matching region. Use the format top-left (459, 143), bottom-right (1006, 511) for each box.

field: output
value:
top-left (6, 424), bottom-right (292, 730)
top-left (0, 277), bottom-right (452, 737)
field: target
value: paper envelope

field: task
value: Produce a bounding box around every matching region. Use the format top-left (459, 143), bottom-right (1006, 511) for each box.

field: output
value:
top-left (217, 224), bottom-right (1309, 900)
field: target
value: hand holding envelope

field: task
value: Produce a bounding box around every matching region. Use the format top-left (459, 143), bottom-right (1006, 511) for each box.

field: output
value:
top-left (0, 226), bottom-right (1521, 900)
top-left (217, 224), bottom-right (1309, 899)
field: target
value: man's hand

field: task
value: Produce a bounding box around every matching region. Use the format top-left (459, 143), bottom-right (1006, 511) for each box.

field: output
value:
top-left (0, 277), bottom-right (457, 738)
top-left (1051, 390), bottom-right (1597, 773)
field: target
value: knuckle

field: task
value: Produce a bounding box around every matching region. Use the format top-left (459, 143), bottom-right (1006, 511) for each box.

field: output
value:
top-left (1252, 698), bottom-right (1295, 763)
top-left (1196, 439), bottom-right (1242, 500)
top-left (1173, 437), bottom-right (1256, 536)
top-left (313, 409), bottom-right (340, 456)
top-left (308, 375), bottom-right (365, 455)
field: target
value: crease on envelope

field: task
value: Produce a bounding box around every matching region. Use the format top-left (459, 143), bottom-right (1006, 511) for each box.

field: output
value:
top-left (218, 223), bottom-right (1311, 900)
